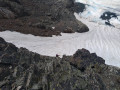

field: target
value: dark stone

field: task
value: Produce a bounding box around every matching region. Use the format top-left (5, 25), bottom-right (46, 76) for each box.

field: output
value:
top-left (71, 48), bottom-right (105, 71)
top-left (74, 2), bottom-right (86, 13)
top-left (9, 0), bottom-right (20, 4)
top-left (100, 11), bottom-right (118, 26)
top-left (0, 0), bottom-right (89, 36)
top-left (0, 37), bottom-right (6, 43)
top-left (0, 7), bottom-right (15, 19)
top-left (63, 27), bottom-right (74, 33)
top-left (0, 0), bottom-right (28, 18)
top-left (100, 11), bottom-right (118, 21)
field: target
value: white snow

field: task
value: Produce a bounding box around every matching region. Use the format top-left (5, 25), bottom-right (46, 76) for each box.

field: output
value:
top-left (0, 13), bottom-right (120, 67)
top-left (110, 18), bottom-right (120, 29)
top-left (75, 0), bottom-right (120, 28)
top-left (75, 0), bottom-right (120, 10)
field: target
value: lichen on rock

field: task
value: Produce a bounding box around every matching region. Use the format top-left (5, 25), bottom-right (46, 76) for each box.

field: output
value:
top-left (0, 37), bottom-right (120, 90)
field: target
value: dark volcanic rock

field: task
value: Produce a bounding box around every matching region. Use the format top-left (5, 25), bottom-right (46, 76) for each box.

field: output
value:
top-left (71, 49), bottom-right (105, 72)
top-left (0, 0), bottom-right (28, 18)
top-left (0, 0), bottom-right (89, 36)
top-left (100, 11), bottom-right (118, 26)
top-left (100, 11), bottom-right (118, 21)
top-left (0, 37), bottom-right (120, 90)
top-left (74, 2), bottom-right (86, 13)
top-left (63, 26), bottom-right (74, 33)
top-left (0, 7), bottom-right (15, 19)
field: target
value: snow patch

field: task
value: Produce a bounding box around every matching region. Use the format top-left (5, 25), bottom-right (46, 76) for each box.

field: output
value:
top-left (0, 15), bottom-right (120, 67)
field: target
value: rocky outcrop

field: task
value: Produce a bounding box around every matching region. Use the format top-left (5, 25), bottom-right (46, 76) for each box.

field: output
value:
top-left (0, 0), bottom-right (89, 36)
top-left (73, 2), bottom-right (86, 13)
top-left (0, 7), bottom-right (15, 19)
top-left (0, 0), bottom-right (28, 18)
top-left (70, 49), bottom-right (105, 72)
top-left (0, 37), bottom-right (120, 90)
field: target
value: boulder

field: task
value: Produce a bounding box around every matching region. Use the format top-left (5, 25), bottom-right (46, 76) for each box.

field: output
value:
top-left (63, 27), bottom-right (74, 33)
top-left (74, 2), bottom-right (86, 13)
top-left (70, 48), bottom-right (105, 72)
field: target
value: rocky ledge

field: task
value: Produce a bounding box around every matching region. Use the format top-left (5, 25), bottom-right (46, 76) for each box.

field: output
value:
top-left (0, 0), bottom-right (89, 37)
top-left (0, 37), bottom-right (120, 90)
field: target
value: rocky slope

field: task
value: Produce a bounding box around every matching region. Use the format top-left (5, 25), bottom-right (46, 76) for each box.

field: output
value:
top-left (0, 37), bottom-right (120, 90)
top-left (0, 0), bottom-right (27, 19)
top-left (0, 0), bottom-right (89, 36)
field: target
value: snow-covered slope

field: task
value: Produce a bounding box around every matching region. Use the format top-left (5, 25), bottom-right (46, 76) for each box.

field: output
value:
top-left (0, 13), bottom-right (120, 67)
top-left (75, 0), bottom-right (120, 9)
top-left (75, 0), bottom-right (120, 28)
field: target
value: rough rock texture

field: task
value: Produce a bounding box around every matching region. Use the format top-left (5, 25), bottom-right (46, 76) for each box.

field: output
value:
top-left (0, 0), bottom-right (89, 36)
top-left (0, 7), bottom-right (15, 19)
top-left (0, 0), bottom-right (27, 18)
top-left (0, 37), bottom-right (120, 90)
top-left (70, 49), bottom-right (105, 72)
top-left (73, 2), bottom-right (86, 13)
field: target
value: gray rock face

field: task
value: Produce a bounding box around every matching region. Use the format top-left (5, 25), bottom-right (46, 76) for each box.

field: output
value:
top-left (73, 2), bottom-right (86, 13)
top-left (22, 0), bottom-right (89, 33)
top-left (41, 0), bottom-right (89, 33)
top-left (0, 7), bottom-right (15, 19)
top-left (0, 0), bottom-right (89, 36)
top-left (0, 0), bottom-right (28, 18)
top-left (0, 37), bottom-right (120, 90)
top-left (70, 49), bottom-right (105, 71)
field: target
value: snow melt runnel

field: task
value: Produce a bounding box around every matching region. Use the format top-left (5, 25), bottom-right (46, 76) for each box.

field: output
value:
top-left (0, 13), bottom-right (120, 67)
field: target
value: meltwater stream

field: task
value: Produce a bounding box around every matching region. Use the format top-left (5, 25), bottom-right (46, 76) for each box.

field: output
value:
top-left (0, 13), bottom-right (120, 67)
